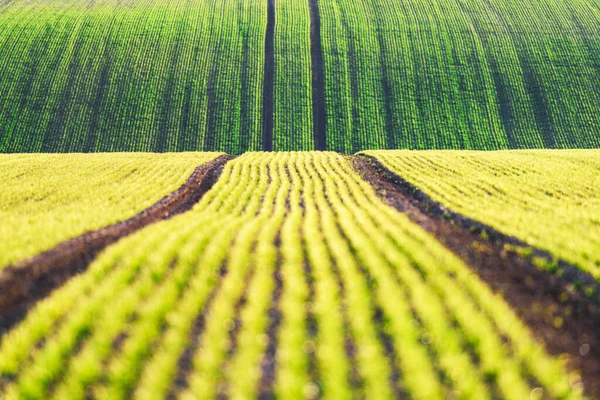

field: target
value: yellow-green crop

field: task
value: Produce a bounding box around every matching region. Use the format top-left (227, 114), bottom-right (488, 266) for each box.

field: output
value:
top-left (0, 152), bottom-right (579, 399)
top-left (0, 152), bottom-right (221, 268)
top-left (365, 149), bottom-right (600, 280)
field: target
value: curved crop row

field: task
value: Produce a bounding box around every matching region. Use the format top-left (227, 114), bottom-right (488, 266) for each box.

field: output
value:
top-left (0, 152), bottom-right (580, 399)
top-left (0, 0), bottom-right (265, 154)
top-left (0, 152), bottom-right (221, 269)
top-left (365, 149), bottom-right (600, 281)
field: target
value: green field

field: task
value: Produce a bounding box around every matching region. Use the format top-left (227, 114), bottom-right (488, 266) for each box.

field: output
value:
top-left (366, 149), bottom-right (600, 279)
top-left (0, 0), bottom-right (266, 154)
top-left (321, 0), bottom-right (600, 151)
top-left (0, 152), bottom-right (579, 399)
top-left (2, 0), bottom-right (600, 152)
top-left (1, 0), bottom-right (599, 396)
top-left (0, 153), bottom-right (220, 268)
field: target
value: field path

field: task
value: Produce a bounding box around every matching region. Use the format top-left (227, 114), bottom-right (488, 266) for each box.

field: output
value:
top-left (308, 0), bottom-right (326, 150)
top-left (262, 0), bottom-right (275, 151)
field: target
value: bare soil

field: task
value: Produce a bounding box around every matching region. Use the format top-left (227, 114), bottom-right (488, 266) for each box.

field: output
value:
top-left (258, 253), bottom-right (284, 399)
top-left (262, 0), bottom-right (275, 151)
top-left (308, 0), bottom-right (327, 150)
top-left (0, 155), bottom-right (233, 335)
top-left (352, 154), bottom-right (600, 398)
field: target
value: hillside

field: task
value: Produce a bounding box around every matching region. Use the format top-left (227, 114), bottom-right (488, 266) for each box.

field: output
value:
top-left (1, 0), bottom-right (600, 153)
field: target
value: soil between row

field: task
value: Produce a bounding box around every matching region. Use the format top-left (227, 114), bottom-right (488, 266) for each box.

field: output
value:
top-left (352, 154), bottom-right (600, 398)
top-left (0, 155), bottom-right (233, 335)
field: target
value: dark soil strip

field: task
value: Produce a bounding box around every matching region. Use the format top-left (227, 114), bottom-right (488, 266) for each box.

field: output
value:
top-left (262, 0), bottom-right (275, 151)
top-left (0, 155), bottom-right (233, 335)
top-left (352, 155), bottom-right (600, 398)
top-left (308, 0), bottom-right (326, 150)
top-left (302, 259), bottom-right (319, 395)
top-left (166, 261), bottom-right (229, 399)
top-left (258, 252), bottom-right (283, 398)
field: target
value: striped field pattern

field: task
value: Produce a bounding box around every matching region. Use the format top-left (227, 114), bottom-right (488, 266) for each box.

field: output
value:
top-left (0, 0), bottom-right (265, 154)
top-left (2, 0), bottom-right (600, 152)
top-left (0, 152), bottom-right (221, 268)
top-left (319, 0), bottom-right (600, 151)
top-left (272, 0), bottom-right (314, 151)
top-left (0, 152), bottom-right (580, 399)
top-left (366, 149), bottom-right (600, 280)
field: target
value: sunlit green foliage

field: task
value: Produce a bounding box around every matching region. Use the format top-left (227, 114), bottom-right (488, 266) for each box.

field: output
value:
top-left (320, 0), bottom-right (600, 151)
top-left (272, 0), bottom-right (314, 151)
top-left (0, 152), bottom-right (221, 268)
top-left (366, 149), bottom-right (600, 279)
top-left (0, 152), bottom-right (579, 399)
top-left (3, 0), bottom-right (600, 152)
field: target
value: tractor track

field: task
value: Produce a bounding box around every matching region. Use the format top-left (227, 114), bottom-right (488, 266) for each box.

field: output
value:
top-left (261, 0), bottom-right (275, 151)
top-left (308, 0), bottom-right (326, 151)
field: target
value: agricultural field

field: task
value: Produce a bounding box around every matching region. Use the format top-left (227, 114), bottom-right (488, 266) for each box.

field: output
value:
top-left (2, 0), bottom-right (600, 152)
top-left (0, 0), bottom-right (265, 154)
top-left (320, 0), bottom-right (600, 151)
top-left (1, 0), bottom-right (600, 396)
top-left (0, 152), bottom-right (220, 268)
top-left (272, 0), bottom-right (314, 151)
top-left (365, 150), bottom-right (600, 280)
top-left (0, 152), bottom-right (584, 399)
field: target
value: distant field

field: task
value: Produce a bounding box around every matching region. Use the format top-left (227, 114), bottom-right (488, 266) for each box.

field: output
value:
top-left (0, 152), bottom-right (220, 268)
top-left (321, 0), bottom-right (600, 151)
top-left (0, 0), bottom-right (266, 154)
top-left (2, 0), bottom-right (600, 152)
top-left (366, 149), bottom-right (600, 279)
top-left (0, 152), bottom-right (578, 399)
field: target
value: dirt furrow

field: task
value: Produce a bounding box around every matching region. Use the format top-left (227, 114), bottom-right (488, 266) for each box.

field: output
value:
top-left (261, 0), bottom-right (275, 151)
top-left (257, 252), bottom-right (283, 399)
top-left (352, 154), bottom-right (600, 398)
top-left (0, 155), bottom-right (233, 334)
top-left (308, 0), bottom-right (326, 150)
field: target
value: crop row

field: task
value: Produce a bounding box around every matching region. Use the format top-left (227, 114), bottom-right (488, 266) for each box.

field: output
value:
top-left (0, 152), bottom-right (221, 269)
top-left (0, 0), bottom-right (265, 154)
top-left (272, 0), bottom-right (315, 151)
top-left (0, 152), bottom-right (579, 399)
top-left (366, 149), bottom-right (600, 280)
top-left (319, 0), bottom-right (600, 151)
